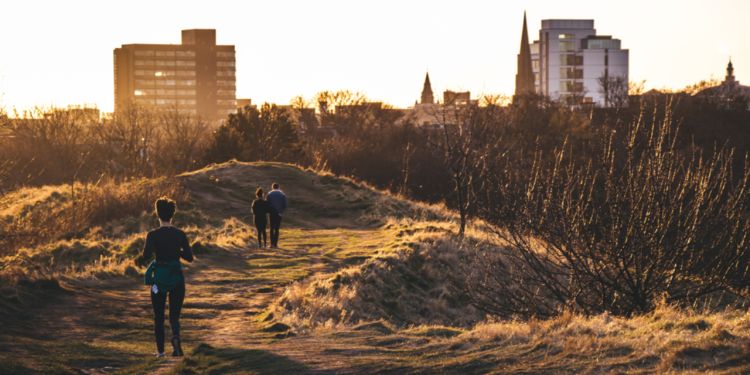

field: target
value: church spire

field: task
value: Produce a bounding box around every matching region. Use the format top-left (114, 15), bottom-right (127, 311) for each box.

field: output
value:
top-left (514, 11), bottom-right (535, 98)
top-left (726, 58), bottom-right (735, 83)
top-left (421, 72), bottom-right (434, 104)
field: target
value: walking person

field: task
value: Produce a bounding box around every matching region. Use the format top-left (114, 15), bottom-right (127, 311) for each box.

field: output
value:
top-left (266, 183), bottom-right (287, 248)
top-left (251, 187), bottom-right (270, 247)
top-left (138, 197), bottom-right (194, 358)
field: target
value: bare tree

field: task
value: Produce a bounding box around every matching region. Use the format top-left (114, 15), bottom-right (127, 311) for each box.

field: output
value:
top-left (95, 104), bottom-right (157, 177)
top-left (3, 107), bottom-right (96, 185)
top-left (430, 104), bottom-right (499, 237)
top-left (155, 108), bottom-right (209, 173)
top-left (598, 74), bottom-right (629, 108)
top-left (469, 105), bottom-right (750, 317)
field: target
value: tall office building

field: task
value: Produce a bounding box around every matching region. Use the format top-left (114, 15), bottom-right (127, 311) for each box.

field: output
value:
top-left (526, 18), bottom-right (628, 106)
top-left (114, 29), bottom-right (236, 123)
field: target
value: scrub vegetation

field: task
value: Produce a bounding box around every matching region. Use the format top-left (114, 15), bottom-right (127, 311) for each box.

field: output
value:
top-left (2, 162), bottom-right (750, 374)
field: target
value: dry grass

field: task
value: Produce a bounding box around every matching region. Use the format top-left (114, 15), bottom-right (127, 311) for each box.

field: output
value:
top-left (270, 219), bottom-right (486, 330)
top-left (0, 177), bottom-right (187, 258)
top-left (179, 160), bottom-right (452, 228)
top-left (3, 160), bottom-right (750, 373)
top-left (433, 304), bottom-right (750, 373)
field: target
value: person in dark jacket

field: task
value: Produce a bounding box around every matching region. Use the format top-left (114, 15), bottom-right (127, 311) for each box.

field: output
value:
top-left (137, 197), bottom-right (194, 358)
top-left (266, 182), bottom-right (287, 248)
top-left (251, 187), bottom-right (270, 247)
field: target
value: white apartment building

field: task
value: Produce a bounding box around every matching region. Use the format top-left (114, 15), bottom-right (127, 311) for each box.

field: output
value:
top-left (530, 19), bottom-right (628, 106)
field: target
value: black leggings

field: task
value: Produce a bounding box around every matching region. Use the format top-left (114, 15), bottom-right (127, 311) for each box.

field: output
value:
top-left (255, 219), bottom-right (267, 246)
top-left (151, 282), bottom-right (185, 354)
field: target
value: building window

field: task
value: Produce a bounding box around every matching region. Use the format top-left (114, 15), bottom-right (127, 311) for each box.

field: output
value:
top-left (178, 80), bottom-right (196, 86)
top-left (135, 60), bottom-right (154, 66)
top-left (560, 68), bottom-right (583, 79)
top-left (155, 71), bottom-right (178, 77)
top-left (176, 60), bottom-right (196, 67)
top-left (560, 54), bottom-right (583, 66)
top-left (217, 99), bottom-right (237, 106)
top-left (559, 41), bottom-right (577, 52)
top-left (217, 80), bottom-right (235, 87)
top-left (134, 50), bottom-right (155, 57)
top-left (216, 51), bottom-right (234, 58)
top-left (156, 51), bottom-right (175, 57)
top-left (217, 70), bottom-right (235, 77)
top-left (558, 33), bottom-right (575, 39)
top-left (217, 61), bottom-right (235, 67)
top-left (155, 80), bottom-right (177, 86)
top-left (562, 81), bottom-right (584, 93)
top-left (134, 90), bottom-right (146, 96)
top-left (176, 51), bottom-right (196, 58)
top-left (155, 60), bottom-right (176, 67)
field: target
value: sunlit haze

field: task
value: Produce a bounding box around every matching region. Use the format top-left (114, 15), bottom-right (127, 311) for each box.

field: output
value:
top-left (1, 0), bottom-right (748, 112)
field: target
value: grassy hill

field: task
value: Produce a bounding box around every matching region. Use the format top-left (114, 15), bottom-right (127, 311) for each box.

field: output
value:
top-left (1, 161), bottom-right (750, 374)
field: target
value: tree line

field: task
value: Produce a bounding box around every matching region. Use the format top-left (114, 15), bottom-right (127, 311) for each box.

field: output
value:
top-left (2, 88), bottom-right (750, 316)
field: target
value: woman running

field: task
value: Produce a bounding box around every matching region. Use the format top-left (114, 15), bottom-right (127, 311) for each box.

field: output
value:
top-left (251, 187), bottom-right (270, 247)
top-left (139, 197), bottom-right (194, 357)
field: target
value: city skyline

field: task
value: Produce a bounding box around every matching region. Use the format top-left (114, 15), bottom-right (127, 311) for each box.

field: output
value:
top-left (1, 0), bottom-right (748, 113)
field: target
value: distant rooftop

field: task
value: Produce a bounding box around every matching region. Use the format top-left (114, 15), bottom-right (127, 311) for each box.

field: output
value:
top-left (541, 19), bottom-right (594, 29)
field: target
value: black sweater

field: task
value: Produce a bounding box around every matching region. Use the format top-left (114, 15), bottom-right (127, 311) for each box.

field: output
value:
top-left (252, 199), bottom-right (270, 218)
top-left (141, 226), bottom-right (194, 263)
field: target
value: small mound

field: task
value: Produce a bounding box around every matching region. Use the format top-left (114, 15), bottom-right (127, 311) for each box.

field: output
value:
top-left (669, 344), bottom-right (739, 369)
top-left (271, 222), bottom-right (484, 329)
top-left (352, 321), bottom-right (394, 334)
top-left (179, 161), bottom-right (449, 228)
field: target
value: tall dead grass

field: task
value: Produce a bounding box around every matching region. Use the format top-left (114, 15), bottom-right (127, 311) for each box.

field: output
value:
top-left (271, 220), bottom-right (484, 330)
top-left (0, 177), bottom-right (186, 257)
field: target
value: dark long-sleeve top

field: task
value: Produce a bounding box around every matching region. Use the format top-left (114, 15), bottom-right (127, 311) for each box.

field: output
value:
top-left (251, 198), bottom-right (270, 217)
top-left (140, 226), bottom-right (194, 263)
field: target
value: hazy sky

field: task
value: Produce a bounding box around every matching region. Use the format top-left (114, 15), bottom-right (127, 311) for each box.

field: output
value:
top-left (0, 0), bottom-right (748, 112)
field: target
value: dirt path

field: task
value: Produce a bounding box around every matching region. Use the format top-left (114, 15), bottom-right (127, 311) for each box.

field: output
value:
top-left (159, 226), bottom-right (402, 374)
top-left (0, 226), bottom-right (379, 373)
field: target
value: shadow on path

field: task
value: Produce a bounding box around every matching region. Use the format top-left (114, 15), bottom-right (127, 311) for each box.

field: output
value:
top-left (176, 343), bottom-right (314, 374)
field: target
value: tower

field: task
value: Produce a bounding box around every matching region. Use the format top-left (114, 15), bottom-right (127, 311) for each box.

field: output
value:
top-left (514, 12), bottom-right (535, 97)
top-left (726, 59), bottom-right (736, 83)
top-left (420, 73), bottom-right (434, 104)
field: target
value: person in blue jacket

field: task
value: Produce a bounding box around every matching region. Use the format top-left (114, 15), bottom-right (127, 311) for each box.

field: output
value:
top-left (266, 183), bottom-right (287, 248)
top-left (138, 197), bottom-right (194, 358)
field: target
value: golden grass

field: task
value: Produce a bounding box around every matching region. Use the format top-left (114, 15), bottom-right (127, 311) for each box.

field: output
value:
top-left (0, 177), bottom-right (187, 258)
top-left (3, 160), bottom-right (750, 373)
top-left (270, 218), bottom-right (486, 330)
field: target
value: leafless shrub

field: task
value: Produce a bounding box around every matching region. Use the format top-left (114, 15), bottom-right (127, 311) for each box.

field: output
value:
top-left (471, 105), bottom-right (750, 317)
top-left (428, 104), bottom-right (503, 236)
top-left (154, 108), bottom-right (210, 173)
top-left (1, 107), bottom-right (96, 186)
